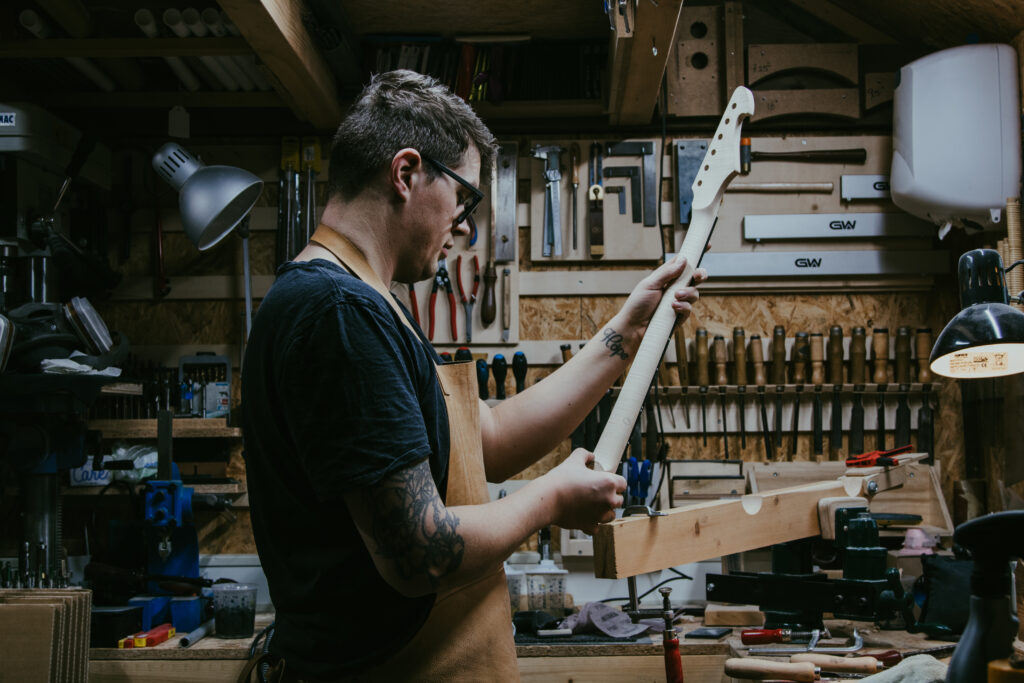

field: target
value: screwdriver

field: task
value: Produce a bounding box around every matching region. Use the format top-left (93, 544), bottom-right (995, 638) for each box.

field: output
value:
top-left (454, 346), bottom-right (473, 362)
top-left (492, 354), bottom-right (508, 400)
top-left (476, 358), bottom-right (489, 400)
top-left (512, 351), bottom-right (528, 394)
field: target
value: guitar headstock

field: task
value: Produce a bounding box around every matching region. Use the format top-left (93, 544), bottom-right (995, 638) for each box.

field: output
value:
top-left (691, 87), bottom-right (755, 212)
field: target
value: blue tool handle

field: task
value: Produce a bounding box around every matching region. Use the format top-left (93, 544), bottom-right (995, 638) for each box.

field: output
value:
top-left (476, 359), bottom-right (489, 400)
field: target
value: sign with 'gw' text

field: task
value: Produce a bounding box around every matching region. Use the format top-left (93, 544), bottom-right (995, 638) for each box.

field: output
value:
top-left (744, 213), bottom-right (933, 241)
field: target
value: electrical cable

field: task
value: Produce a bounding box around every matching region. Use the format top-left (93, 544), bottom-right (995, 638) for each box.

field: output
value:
top-left (599, 573), bottom-right (694, 604)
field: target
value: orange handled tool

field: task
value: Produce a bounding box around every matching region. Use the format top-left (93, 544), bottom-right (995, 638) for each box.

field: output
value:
top-left (741, 628), bottom-right (822, 645)
top-left (846, 444), bottom-right (913, 467)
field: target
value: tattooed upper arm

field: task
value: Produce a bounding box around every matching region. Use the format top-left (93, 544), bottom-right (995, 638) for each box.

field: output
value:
top-left (344, 459), bottom-right (465, 597)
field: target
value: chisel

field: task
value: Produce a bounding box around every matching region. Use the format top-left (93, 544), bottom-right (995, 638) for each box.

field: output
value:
top-left (894, 326), bottom-right (911, 447)
top-left (734, 327), bottom-right (747, 449)
top-left (916, 328), bottom-right (934, 463)
top-left (872, 327), bottom-right (889, 451)
top-left (713, 335), bottom-right (729, 457)
top-left (810, 332), bottom-right (824, 456)
top-left (849, 327), bottom-right (866, 454)
top-left (750, 334), bottom-right (772, 460)
top-left (512, 351), bottom-right (528, 394)
top-left (492, 354), bottom-right (507, 400)
top-left (695, 327), bottom-right (710, 446)
top-left (771, 325), bottom-right (786, 452)
top-left (673, 327), bottom-right (691, 428)
top-left (725, 657), bottom-right (863, 682)
top-left (791, 332), bottom-right (809, 457)
top-left (828, 325), bottom-right (844, 459)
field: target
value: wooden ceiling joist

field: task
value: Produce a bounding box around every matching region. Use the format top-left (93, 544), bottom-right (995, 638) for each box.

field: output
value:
top-left (609, 0), bottom-right (685, 126)
top-left (786, 0), bottom-right (898, 44)
top-left (219, 0), bottom-right (342, 130)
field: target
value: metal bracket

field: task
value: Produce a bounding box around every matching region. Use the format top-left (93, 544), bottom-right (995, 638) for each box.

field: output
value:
top-left (604, 166), bottom-right (641, 223)
top-left (605, 141), bottom-right (656, 226)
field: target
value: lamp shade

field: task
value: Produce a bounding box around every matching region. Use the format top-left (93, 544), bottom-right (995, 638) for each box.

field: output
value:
top-left (152, 142), bottom-right (263, 250)
top-left (929, 249), bottom-right (1024, 378)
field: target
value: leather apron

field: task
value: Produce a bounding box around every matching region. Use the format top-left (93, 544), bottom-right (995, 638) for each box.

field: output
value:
top-left (309, 226), bottom-right (520, 682)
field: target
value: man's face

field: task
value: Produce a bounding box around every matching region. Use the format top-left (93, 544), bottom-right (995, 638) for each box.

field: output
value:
top-left (400, 145), bottom-right (482, 283)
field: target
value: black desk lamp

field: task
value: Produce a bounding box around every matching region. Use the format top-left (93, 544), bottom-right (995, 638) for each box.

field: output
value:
top-left (929, 249), bottom-right (1024, 379)
top-left (151, 142), bottom-right (263, 335)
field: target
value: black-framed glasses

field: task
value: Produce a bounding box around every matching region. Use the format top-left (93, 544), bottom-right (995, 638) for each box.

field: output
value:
top-left (423, 155), bottom-right (484, 226)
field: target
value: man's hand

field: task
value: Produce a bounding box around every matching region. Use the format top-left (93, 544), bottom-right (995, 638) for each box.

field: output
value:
top-left (540, 449), bottom-right (626, 535)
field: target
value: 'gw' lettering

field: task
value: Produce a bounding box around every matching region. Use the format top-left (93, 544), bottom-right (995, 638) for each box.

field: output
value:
top-left (872, 181), bottom-right (890, 191)
top-left (795, 258), bottom-right (822, 268)
top-left (829, 220), bottom-right (856, 230)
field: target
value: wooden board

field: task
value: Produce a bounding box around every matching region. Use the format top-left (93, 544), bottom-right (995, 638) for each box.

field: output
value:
top-left (750, 88), bottom-right (860, 122)
top-left (747, 44), bottom-right (859, 86)
top-left (519, 654), bottom-right (730, 683)
top-left (593, 478), bottom-right (859, 578)
top-left (609, 0), bottom-right (685, 125)
top-left (666, 5), bottom-right (725, 117)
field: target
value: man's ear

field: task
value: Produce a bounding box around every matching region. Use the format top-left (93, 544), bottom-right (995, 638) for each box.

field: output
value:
top-left (390, 148), bottom-right (422, 203)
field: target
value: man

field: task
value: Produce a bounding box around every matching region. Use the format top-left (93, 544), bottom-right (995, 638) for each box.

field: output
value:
top-left (241, 70), bottom-right (706, 682)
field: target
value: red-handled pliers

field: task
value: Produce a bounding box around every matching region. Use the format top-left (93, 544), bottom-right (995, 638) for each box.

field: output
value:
top-left (455, 254), bottom-right (480, 342)
top-left (428, 258), bottom-right (458, 341)
top-left (846, 444), bottom-right (913, 468)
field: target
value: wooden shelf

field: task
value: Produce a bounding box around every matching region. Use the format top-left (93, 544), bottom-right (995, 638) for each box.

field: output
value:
top-left (87, 419), bottom-right (240, 439)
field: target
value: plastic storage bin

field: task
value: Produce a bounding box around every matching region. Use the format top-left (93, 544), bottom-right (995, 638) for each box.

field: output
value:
top-left (525, 559), bottom-right (568, 611)
top-left (212, 583), bottom-right (257, 638)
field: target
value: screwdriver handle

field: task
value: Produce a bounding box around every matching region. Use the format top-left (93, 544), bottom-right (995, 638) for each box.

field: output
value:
top-left (492, 354), bottom-right (507, 400)
top-left (724, 658), bottom-right (817, 683)
top-left (733, 327), bottom-right (747, 385)
top-left (476, 358), bottom-right (489, 400)
top-left (749, 335), bottom-right (766, 386)
top-left (872, 328), bottom-right (889, 384)
top-left (916, 328), bottom-right (933, 383)
top-left (771, 325), bottom-right (786, 385)
top-left (512, 351), bottom-right (528, 393)
top-left (791, 332), bottom-right (809, 384)
top-left (560, 343), bottom-right (573, 364)
top-left (810, 333), bottom-right (824, 386)
top-left (480, 261), bottom-right (497, 326)
top-left (741, 628), bottom-right (789, 645)
top-left (895, 326), bottom-right (912, 384)
top-left (849, 326), bottom-right (867, 384)
top-left (695, 328), bottom-right (710, 387)
top-left (674, 328), bottom-right (689, 386)
top-left (827, 325), bottom-right (844, 384)
top-left (454, 346), bottom-right (473, 362)
top-left (713, 335), bottom-right (728, 385)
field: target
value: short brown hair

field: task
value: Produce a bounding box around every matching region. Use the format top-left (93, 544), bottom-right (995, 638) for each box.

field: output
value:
top-left (326, 70), bottom-right (496, 202)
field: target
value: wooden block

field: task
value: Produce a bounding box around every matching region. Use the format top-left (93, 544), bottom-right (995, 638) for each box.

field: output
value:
top-left (750, 88), bottom-right (860, 122)
top-left (748, 44), bottom-right (859, 86)
top-left (593, 478), bottom-right (860, 578)
top-left (703, 602), bottom-right (764, 626)
top-left (817, 496), bottom-right (868, 540)
top-left (864, 72), bottom-right (896, 110)
top-left (666, 5), bottom-right (724, 117)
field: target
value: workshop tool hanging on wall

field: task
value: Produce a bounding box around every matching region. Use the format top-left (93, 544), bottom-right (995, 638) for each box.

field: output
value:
top-left (428, 258), bottom-right (457, 341)
top-left (492, 354), bottom-right (507, 400)
top-left (894, 326), bottom-right (912, 446)
top-left (512, 351), bottom-right (527, 394)
top-left (810, 333), bottom-right (825, 456)
top-left (790, 332), bottom-right (809, 457)
top-left (695, 327), bottom-right (710, 446)
top-left (532, 144), bottom-right (565, 257)
top-left (673, 327), bottom-right (690, 428)
top-left (828, 326), bottom-right (844, 459)
top-left (300, 137), bottom-right (321, 243)
top-left (588, 142), bottom-right (604, 258)
top-left (590, 87), bottom-right (754, 475)
top-left (605, 141), bottom-right (656, 226)
top-left (713, 335), bottom-right (730, 457)
top-left (455, 254), bottom-right (479, 342)
top-left (849, 327), bottom-right (867, 454)
top-left (674, 139), bottom-right (708, 224)
top-left (872, 328), bottom-right (889, 451)
top-left (569, 144), bottom-right (580, 250)
top-left (501, 267), bottom-right (511, 341)
top-left (494, 142), bottom-right (518, 263)
top-left (276, 137), bottom-right (300, 264)
top-left (916, 328), bottom-right (934, 463)
top-left (771, 325), bottom-right (786, 452)
top-left (480, 156), bottom-right (498, 327)
top-left (604, 166), bottom-right (642, 223)
top-left (750, 334), bottom-right (772, 459)
top-left (476, 358), bottom-right (489, 400)
top-left (748, 147), bottom-right (867, 164)
top-left (734, 327), bottom-right (747, 449)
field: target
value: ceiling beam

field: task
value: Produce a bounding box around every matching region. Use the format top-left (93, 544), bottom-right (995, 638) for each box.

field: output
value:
top-left (0, 38), bottom-right (251, 59)
top-left (785, 0), bottom-right (898, 43)
top-left (609, 0), bottom-right (685, 126)
top-left (219, 0), bottom-right (342, 130)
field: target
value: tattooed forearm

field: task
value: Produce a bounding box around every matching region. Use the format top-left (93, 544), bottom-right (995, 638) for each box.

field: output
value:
top-left (364, 461), bottom-right (464, 589)
top-left (602, 327), bottom-right (629, 360)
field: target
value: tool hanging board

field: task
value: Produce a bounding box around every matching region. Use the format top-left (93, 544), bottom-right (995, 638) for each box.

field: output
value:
top-left (529, 137), bottom-right (663, 262)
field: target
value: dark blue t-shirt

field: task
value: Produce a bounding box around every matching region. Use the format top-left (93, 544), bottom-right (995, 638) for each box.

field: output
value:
top-left (241, 259), bottom-right (450, 677)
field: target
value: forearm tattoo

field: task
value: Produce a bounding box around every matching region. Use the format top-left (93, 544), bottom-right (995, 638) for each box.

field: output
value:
top-left (365, 460), bottom-right (464, 589)
top-left (602, 327), bottom-right (629, 360)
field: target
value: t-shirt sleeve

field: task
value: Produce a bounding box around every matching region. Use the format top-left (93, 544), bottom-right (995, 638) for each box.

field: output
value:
top-left (279, 296), bottom-right (433, 501)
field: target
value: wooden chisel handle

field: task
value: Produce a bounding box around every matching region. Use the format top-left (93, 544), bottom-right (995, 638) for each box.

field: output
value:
top-left (724, 658), bottom-right (817, 682)
top-left (810, 333), bottom-right (824, 386)
top-left (695, 328), bottom-right (710, 387)
top-left (895, 326), bottom-right (912, 384)
top-left (771, 325), bottom-right (786, 384)
top-left (872, 328), bottom-right (889, 384)
top-left (827, 325), bottom-right (844, 384)
top-left (790, 653), bottom-right (883, 673)
top-left (480, 261), bottom-right (496, 325)
top-left (749, 334), bottom-right (766, 386)
top-left (849, 327), bottom-right (866, 384)
top-left (674, 328), bottom-right (689, 386)
top-left (713, 335), bottom-right (728, 385)
top-left (733, 327), bottom-right (747, 385)
top-left (502, 268), bottom-right (511, 335)
top-left (916, 328), bottom-right (933, 383)
top-left (791, 332), bottom-right (809, 384)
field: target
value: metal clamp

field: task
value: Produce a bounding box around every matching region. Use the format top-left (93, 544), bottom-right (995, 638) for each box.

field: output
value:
top-left (748, 629), bottom-right (863, 655)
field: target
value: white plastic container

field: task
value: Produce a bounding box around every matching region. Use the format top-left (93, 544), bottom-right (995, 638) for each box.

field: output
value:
top-left (525, 559), bottom-right (568, 611)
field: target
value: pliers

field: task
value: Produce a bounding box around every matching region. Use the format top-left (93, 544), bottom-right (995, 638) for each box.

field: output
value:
top-left (455, 254), bottom-right (480, 342)
top-left (429, 258), bottom-right (458, 341)
top-left (846, 444), bottom-right (913, 468)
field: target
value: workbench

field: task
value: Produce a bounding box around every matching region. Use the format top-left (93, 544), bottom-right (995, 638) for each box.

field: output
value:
top-left (87, 614), bottom-right (735, 682)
